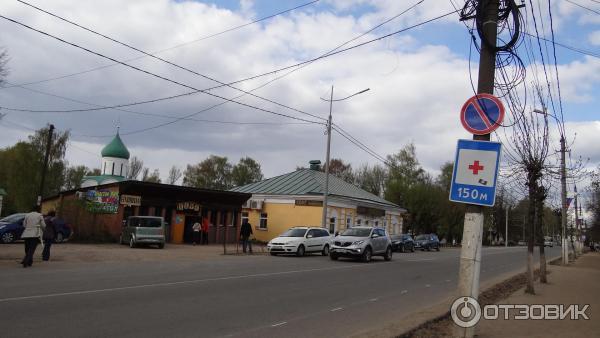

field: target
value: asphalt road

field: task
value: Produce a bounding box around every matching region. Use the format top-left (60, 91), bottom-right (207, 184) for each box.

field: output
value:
top-left (0, 246), bottom-right (560, 338)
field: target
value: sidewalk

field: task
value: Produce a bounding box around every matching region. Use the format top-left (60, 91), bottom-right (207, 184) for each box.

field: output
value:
top-left (475, 252), bottom-right (600, 337)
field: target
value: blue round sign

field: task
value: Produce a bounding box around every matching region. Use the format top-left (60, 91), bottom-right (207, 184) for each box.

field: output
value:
top-left (460, 94), bottom-right (505, 135)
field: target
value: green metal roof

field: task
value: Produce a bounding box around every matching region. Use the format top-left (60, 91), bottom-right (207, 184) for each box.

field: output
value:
top-left (81, 175), bottom-right (127, 184)
top-left (101, 133), bottom-right (130, 159)
top-left (231, 169), bottom-right (402, 209)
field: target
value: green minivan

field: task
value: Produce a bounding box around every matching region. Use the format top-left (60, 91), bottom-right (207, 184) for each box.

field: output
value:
top-left (119, 216), bottom-right (166, 249)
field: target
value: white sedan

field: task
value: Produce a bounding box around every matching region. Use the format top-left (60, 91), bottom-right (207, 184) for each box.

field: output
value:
top-left (267, 227), bottom-right (332, 256)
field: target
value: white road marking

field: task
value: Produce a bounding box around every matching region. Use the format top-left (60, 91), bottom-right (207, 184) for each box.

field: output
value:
top-left (271, 322), bottom-right (287, 327)
top-left (369, 298), bottom-right (378, 302)
top-left (401, 290), bottom-right (408, 294)
top-left (425, 284), bottom-right (431, 288)
top-left (445, 279), bottom-right (451, 282)
top-left (330, 307), bottom-right (343, 312)
top-left (0, 263), bottom-right (368, 303)
top-left (403, 258), bottom-right (435, 262)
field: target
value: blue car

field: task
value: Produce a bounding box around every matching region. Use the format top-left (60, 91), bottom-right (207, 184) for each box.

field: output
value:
top-left (0, 213), bottom-right (72, 244)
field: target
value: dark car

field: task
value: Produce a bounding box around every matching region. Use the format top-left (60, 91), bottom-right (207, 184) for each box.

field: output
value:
top-left (0, 213), bottom-right (26, 244)
top-left (390, 234), bottom-right (415, 252)
top-left (414, 234), bottom-right (440, 251)
top-left (0, 213), bottom-right (72, 244)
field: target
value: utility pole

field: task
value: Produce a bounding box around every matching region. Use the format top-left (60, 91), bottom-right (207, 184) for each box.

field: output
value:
top-left (505, 206), bottom-right (508, 247)
top-left (320, 86), bottom-right (369, 231)
top-left (321, 85), bottom-right (333, 231)
top-left (560, 136), bottom-right (568, 264)
top-left (38, 124), bottom-right (55, 206)
top-left (456, 1), bottom-right (499, 337)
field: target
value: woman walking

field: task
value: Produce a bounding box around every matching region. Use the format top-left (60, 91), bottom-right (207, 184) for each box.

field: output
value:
top-left (21, 206), bottom-right (46, 268)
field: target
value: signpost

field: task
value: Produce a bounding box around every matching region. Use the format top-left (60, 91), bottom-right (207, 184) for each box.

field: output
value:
top-left (460, 94), bottom-right (505, 135)
top-left (450, 139), bottom-right (502, 207)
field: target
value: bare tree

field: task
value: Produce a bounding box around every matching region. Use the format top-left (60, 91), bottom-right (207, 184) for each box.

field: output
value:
top-left (167, 166), bottom-right (182, 185)
top-left (127, 156), bottom-right (143, 180)
top-left (508, 107), bottom-right (550, 294)
top-left (0, 48), bottom-right (8, 86)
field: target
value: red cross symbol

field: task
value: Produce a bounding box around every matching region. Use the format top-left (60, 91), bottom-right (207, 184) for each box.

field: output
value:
top-left (468, 161), bottom-right (484, 175)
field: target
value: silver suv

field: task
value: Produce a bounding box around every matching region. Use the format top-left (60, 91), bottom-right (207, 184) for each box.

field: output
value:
top-left (119, 216), bottom-right (166, 249)
top-left (329, 227), bottom-right (392, 262)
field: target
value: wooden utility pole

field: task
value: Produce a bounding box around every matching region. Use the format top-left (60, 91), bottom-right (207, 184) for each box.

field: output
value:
top-left (456, 1), bottom-right (499, 337)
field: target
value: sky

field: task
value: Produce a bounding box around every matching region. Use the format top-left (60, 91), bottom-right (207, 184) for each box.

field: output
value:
top-left (0, 0), bottom-right (598, 205)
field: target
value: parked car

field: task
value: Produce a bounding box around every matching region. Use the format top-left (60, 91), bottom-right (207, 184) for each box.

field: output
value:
top-left (390, 234), bottom-right (415, 253)
top-left (414, 234), bottom-right (440, 251)
top-left (0, 213), bottom-right (72, 244)
top-left (119, 216), bottom-right (166, 249)
top-left (0, 213), bottom-right (26, 244)
top-left (267, 227), bottom-right (331, 256)
top-left (329, 226), bottom-right (392, 262)
top-left (543, 236), bottom-right (554, 247)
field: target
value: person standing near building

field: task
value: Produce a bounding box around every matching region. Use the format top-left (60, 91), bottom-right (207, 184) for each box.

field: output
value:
top-left (21, 206), bottom-right (46, 268)
top-left (192, 220), bottom-right (201, 245)
top-left (240, 219), bottom-right (253, 254)
top-left (201, 216), bottom-right (209, 245)
top-left (42, 210), bottom-right (56, 261)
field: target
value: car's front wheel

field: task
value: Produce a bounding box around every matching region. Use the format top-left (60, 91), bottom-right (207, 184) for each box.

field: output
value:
top-left (158, 243), bottom-right (165, 249)
top-left (361, 247), bottom-right (372, 263)
top-left (1, 231), bottom-right (16, 244)
top-left (296, 244), bottom-right (305, 257)
top-left (321, 244), bottom-right (330, 256)
top-left (330, 253), bottom-right (339, 260)
top-left (384, 246), bottom-right (393, 261)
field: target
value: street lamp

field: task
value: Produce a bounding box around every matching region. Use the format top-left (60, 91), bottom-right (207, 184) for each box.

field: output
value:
top-left (533, 108), bottom-right (569, 265)
top-left (319, 86), bottom-right (370, 231)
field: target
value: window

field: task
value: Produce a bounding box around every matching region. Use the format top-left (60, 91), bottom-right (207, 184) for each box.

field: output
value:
top-left (241, 212), bottom-right (249, 224)
top-left (103, 162), bottom-right (107, 175)
top-left (365, 220), bottom-right (369, 225)
top-left (356, 219), bottom-right (361, 225)
top-left (111, 162), bottom-right (115, 175)
top-left (120, 163), bottom-right (124, 176)
top-left (320, 229), bottom-right (330, 237)
top-left (259, 213), bottom-right (268, 229)
top-left (375, 221), bottom-right (379, 226)
top-left (329, 217), bottom-right (336, 234)
top-left (346, 217), bottom-right (351, 228)
top-left (307, 229), bottom-right (317, 238)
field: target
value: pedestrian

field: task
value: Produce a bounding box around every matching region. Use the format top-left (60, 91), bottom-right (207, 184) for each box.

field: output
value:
top-left (192, 220), bottom-right (201, 245)
top-left (21, 205), bottom-right (46, 268)
top-left (240, 219), bottom-right (253, 254)
top-left (42, 210), bottom-right (56, 261)
top-left (201, 216), bottom-right (209, 245)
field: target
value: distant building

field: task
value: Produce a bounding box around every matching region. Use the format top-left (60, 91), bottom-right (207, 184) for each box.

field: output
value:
top-left (81, 132), bottom-right (130, 188)
top-left (230, 161), bottom-right (405, 243)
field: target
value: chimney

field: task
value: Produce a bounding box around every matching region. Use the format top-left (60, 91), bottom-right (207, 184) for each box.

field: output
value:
top-left (309, 160), bottom-right (321, 170)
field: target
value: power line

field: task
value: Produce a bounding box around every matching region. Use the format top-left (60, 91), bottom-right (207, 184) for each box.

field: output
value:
top-left (564, 0), bottom-right (600, 15)
top-left (16, 0), bottom-right (326, 123)
top-left (0, 13), bottom-right (325, 126)
top-left (521, 31), bottom-right (600, 58)
top-left (2, 0), bottom-right (320, 89)
top-left (1, 1), bottom-right (425, 117)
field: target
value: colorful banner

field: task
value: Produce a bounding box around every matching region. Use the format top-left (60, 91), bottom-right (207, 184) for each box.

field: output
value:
top-left (86, 190), bottom-right (119, 214)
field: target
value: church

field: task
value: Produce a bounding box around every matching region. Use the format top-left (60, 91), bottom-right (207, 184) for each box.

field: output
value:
top-left (41, 132), bottom-right (250, 244)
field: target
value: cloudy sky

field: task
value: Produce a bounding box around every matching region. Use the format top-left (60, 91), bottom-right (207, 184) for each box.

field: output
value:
top-left (0, 0), bottom-right (598, 196)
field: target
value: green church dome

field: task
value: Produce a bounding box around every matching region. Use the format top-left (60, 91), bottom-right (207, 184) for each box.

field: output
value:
top-left (101, 133), bottom-right (130, 159)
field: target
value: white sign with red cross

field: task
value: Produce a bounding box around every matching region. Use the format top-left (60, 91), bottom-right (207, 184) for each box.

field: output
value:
top-left (450, 139), bottom-right (502, 207)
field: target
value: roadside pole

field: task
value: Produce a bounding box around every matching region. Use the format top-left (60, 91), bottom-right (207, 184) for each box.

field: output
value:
top-left (505, 206), bottom-right (508, 247)
top-left (455, 1), bottom-right (499, 337)
top-left (574, 185), bottom-right (579, 257)
top-left (321, 86), bottom-right (333, 230)
top-left (560, 136), bottom-right (568, 264)
top-left (38, 124), bottom-right (55, 206)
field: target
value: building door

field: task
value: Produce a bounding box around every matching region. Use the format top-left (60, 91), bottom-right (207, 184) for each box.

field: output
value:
top-left (183, 216), bottom-right (201, 244)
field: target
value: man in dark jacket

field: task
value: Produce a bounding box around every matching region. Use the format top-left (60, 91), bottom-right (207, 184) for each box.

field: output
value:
top-left (240, 219), bottom-right (253, 254)
top-left (42, 210), bottom-right (56, 261)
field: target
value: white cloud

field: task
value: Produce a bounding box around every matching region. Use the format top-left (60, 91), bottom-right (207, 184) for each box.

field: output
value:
top-left (589, 31), bottom-right (600, 46)
top-left (0, 0), bottom-right (597, 187)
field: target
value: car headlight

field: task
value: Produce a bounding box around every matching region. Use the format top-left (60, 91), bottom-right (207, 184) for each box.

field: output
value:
top-left (352, 240), bottom-right (364, 246)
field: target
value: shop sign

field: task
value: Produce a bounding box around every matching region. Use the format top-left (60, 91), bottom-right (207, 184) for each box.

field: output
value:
top-left (295, 200), bottom-right (323, 207)
top-left (177, 201), bottom-right (200, 212)
top-left (86, 190), bottom-right (119, 214)
top-left (120, 194), bottom-right (141, 206)
top-left (356, 206), bottom-right (385, 217)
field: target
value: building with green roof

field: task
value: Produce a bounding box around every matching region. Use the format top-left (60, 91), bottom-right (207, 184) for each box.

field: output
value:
top-left (230, 161), bottom-right (405, 242)
top-left (81, 132), bottom-right (130, 188)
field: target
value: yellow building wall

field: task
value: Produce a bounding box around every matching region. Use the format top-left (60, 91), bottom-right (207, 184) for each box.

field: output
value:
top-left (244, 202), bottom-right (322, 242)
